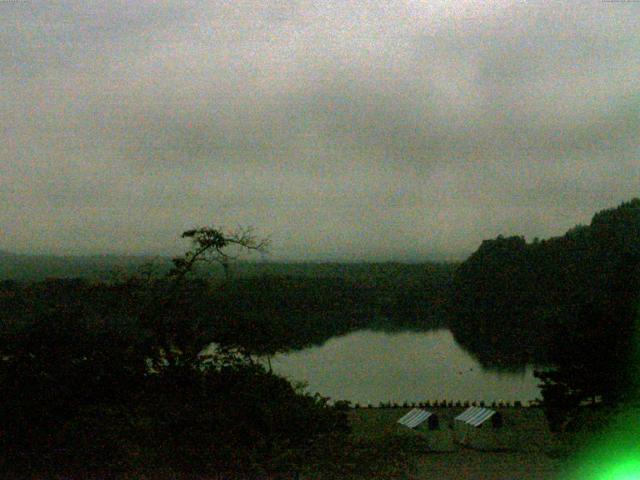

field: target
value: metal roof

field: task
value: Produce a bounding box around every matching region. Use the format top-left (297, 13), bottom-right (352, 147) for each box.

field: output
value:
top-left (397, 408), bottom-right (433, 428)
top-left (454, 407), bottom-right (496, 427)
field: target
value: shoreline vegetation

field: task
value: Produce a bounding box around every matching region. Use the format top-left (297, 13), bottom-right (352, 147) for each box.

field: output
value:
top-left (0, 198), bottom-right (639, 478)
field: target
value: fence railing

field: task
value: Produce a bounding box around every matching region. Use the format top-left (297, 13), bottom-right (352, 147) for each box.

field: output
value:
top-left (350, 399), bottom-right (537, 409)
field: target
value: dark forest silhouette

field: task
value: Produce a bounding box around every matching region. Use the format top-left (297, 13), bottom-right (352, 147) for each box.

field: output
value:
top-left (449, 199), bottom-right (640, 429)
top-left (0, 199), bottom-right (639, 475)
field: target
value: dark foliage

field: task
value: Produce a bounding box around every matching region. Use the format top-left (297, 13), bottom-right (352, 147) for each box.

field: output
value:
top-left (0, 281), bottom-right (349, 477)
top-left (450, 198), bottom-right (640, 425)
top-left (0, 228), bottom-right (351, 478)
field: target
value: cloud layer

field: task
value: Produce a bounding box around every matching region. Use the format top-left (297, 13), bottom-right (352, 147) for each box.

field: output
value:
top-left (2, 1), bottom-right (639, 259)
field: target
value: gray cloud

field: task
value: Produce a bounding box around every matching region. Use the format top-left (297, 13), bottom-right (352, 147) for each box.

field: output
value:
top-left (1, 1), bottom-right (639, 259)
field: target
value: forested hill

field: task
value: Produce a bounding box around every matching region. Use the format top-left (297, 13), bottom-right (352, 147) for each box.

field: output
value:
top-left (0, 251), bottom-right (455, 283)
top-left (450, 198), bottom-right (640, 384)
top-left (0, 252), bottom-right (161, 281)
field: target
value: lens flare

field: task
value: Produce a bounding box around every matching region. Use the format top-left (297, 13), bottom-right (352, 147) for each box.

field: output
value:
top-left (563, 306), bottom-right (640, 480)
top-left (599, 459), bottom-right (640, 480)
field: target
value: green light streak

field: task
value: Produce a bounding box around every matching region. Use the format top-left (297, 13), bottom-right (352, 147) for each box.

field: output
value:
top-left (588, 457), bottom-right (640, 480)
top-left (563, 304), bottom-right (640, 480)
top-left (601, 459), bottom-right (640, 480)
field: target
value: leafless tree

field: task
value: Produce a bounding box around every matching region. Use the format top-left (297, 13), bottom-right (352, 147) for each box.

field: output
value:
top-left (171, 225), bottom-right (270, 281)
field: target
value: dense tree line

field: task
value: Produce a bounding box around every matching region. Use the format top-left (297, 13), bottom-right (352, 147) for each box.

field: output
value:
top-left (3, 198), bottom-right (638, 474)
top-left (0, 314), bottom-right (347, 477)
top-left (0, 227), bottom-right (453, 478)
top-left (210, 267), bottom-right (451, 355)
top-left (0, 249), bottom-right (456, 283)
top-left (0, 230), bottom-right (354, 478)
top-left (449, 199), bottom-right (640, 425)
top-left (0, 265), bottom-right (451, 357)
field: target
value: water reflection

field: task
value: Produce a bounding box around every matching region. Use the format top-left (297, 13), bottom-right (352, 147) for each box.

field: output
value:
top-left (271, 329), bottom-right (541, 404)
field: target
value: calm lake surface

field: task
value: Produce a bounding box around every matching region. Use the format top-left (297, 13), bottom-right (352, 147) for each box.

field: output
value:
top-left (271, 329), bottom-right (541, 404)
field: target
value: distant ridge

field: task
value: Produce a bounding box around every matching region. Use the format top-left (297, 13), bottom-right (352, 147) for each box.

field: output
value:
top-left (0, 252), bottom-right (167, 281)
top-left (0, 253), bottom-right (457, 282)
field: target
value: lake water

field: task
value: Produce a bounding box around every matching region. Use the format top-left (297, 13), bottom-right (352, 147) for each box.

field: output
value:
top-left (271, 329), bottom-right (541, 405)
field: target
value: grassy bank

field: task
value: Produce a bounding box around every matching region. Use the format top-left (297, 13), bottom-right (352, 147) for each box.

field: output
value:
top-left (338, 407), bottom-right (562, 480)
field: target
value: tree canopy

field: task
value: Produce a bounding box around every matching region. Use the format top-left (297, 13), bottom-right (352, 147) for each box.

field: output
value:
top-left (0, 226), bottom-right (349, 478)
top-left (449, 198), bottom-right (640, 427)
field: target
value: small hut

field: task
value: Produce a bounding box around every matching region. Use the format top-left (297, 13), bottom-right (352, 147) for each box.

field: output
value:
top-left (397, 408), bottom-right (439, 432)
top-left (454, 407), bottom-right (505, 450)
top-left (397, 408), bottom-right (456, 452)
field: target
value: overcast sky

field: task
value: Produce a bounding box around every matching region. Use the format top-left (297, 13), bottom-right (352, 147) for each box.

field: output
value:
top-left (1, 1), bottom-right (638, 260)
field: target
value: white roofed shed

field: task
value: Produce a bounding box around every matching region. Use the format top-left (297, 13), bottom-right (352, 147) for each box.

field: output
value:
top-left (455, 406), bottom-right (496, 427)
top-left (454, 407), bottom-right (506, 450)
top-left (397, 408), bottom-right (439, 431)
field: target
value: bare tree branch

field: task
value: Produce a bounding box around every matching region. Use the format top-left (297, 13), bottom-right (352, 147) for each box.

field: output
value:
top-left (171, 225), bottom-right (270, 280)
